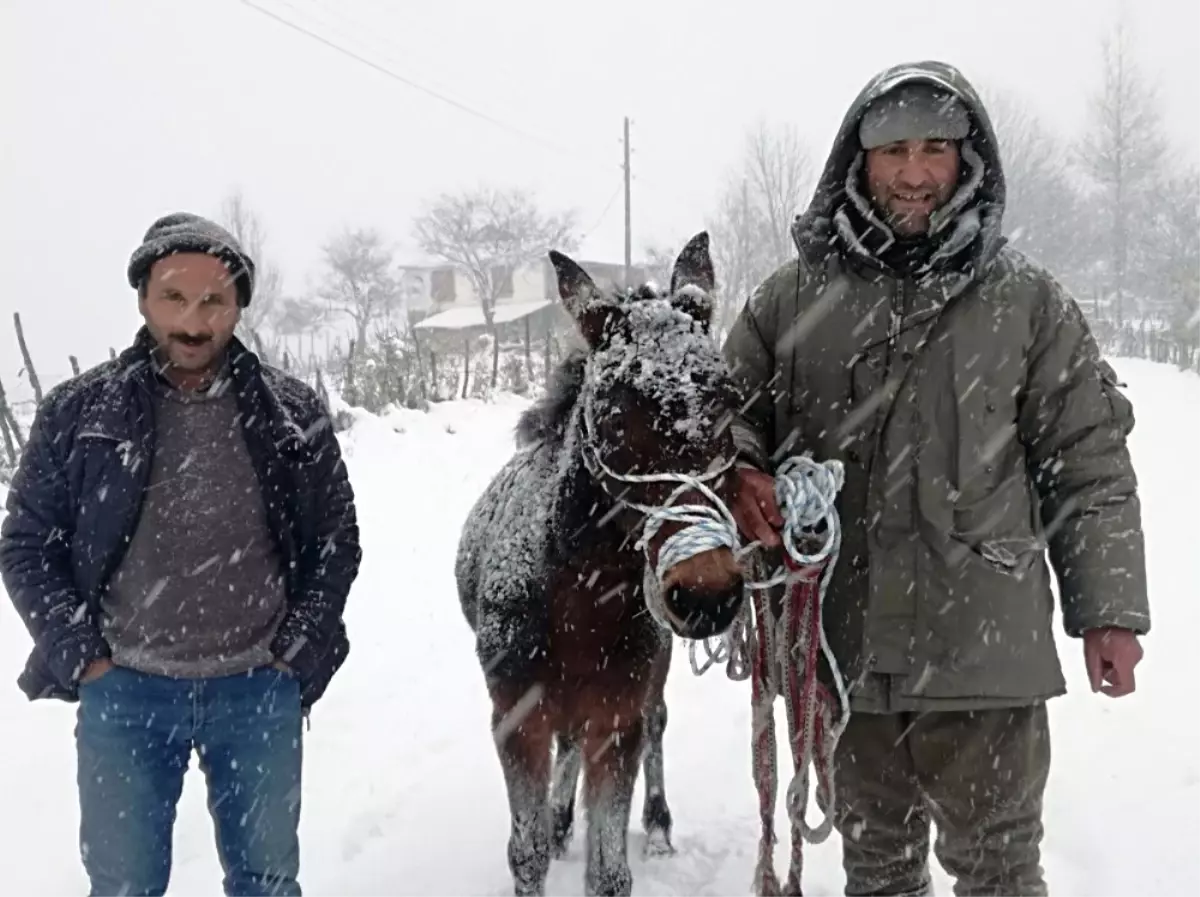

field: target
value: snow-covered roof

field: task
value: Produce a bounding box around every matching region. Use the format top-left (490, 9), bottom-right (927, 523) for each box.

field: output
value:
top-left (412, 299), bottom-right (553, 331)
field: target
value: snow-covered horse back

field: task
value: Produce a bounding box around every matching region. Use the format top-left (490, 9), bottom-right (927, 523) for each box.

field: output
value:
top-left (455, 232), bottom-right (747, 896)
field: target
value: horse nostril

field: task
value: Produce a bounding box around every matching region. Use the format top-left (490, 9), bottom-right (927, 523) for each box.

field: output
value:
top-left (663, 582), bottom-right (745, 640)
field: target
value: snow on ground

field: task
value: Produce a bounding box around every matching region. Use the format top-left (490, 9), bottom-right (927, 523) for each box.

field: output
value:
top-left (1, 358), bottom-right (1198, 896)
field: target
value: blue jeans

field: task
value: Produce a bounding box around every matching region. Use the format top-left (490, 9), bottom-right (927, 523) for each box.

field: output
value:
top-left (75, 664), bottom-right (303, 896)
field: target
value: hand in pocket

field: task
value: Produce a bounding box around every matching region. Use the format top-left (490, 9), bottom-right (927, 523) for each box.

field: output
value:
top-left (79, 658), bottom-right (115, 685)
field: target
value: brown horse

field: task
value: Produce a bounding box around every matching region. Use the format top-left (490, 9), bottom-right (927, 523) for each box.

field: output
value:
top-left (455, 232), bottom-right (747, 896)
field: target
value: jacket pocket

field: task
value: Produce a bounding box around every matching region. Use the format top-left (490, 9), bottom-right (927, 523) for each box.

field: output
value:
top-left (920, 538), bottom-right (1063, 700)
top-left (950, 467), bottom-right (1045, 578)
top-left (298, 619), bottom-right (349, 710)
top-left (75, 431), bottom-right (140, 469)
top-left (948, 533), bottom-right (1045, 579)
top-left (72, 431), bottom-right (138, 516)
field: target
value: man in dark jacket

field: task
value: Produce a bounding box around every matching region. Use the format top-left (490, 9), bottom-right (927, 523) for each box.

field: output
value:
top-left (725, 61), bottom-right (1148, 896)
top-left (0, 212), bottom-right (361, 897)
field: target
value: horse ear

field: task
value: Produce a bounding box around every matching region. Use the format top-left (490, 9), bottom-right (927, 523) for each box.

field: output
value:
top-left (549, 249), bottom-right (599, 314)
top-left (549, 249), bottom-right (618, 347)
top-left (669, 231), bottom-right (715, 295)
top-left (669, 231), bottom-right (715, 330)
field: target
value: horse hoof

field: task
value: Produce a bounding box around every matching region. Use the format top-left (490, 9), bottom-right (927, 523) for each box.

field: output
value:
top-left (550, 838), bottom-right (572, 860)
top-left (782, 874), bottom-right (803, 897)
top-left (642, 827), bottom-right (675, 857)
top-left (550, 805), bottom-right (573, 859)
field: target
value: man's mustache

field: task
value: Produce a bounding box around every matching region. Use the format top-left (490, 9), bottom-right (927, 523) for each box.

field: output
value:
top-left (170, 333), bottom-right (212, 346)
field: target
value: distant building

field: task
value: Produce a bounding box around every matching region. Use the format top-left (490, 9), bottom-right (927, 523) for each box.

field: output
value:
top-left (407, 257), bottom-right (648, 338)
top-left (404, 256), bottom-right (648, 396)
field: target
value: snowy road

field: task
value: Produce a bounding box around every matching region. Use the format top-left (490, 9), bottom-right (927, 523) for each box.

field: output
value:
top-left (2, 359), bottom-right (1197, 895)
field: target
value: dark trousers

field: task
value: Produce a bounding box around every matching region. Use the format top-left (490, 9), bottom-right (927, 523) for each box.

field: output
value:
top-left (824, 704), bottom-right (1051, 897)
top-left (75, 664), bottom-right (304, 896)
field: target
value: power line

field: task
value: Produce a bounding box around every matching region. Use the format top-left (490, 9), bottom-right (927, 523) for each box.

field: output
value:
top-left (579, 180), bottom-right (625, 243)
top-left (238, 0), bottom-right (605, 169)
top-left (238, 0), bottom-right (636, 262)
top-left (280, 0), bottom-right (458, 99)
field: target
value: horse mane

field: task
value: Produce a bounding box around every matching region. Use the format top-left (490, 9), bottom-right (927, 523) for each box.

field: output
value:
top-left (514, 345), bottom-right (588, 448)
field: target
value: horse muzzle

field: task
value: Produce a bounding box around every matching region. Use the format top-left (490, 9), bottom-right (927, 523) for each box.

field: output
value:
top-left (659, 578), bottom-right (746, 640)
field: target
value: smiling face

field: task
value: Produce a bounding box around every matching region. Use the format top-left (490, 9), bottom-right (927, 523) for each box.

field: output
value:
top-left (138, 252), bottom-right (241, 388)
top-left (865, 138), bottom-right (961, 235)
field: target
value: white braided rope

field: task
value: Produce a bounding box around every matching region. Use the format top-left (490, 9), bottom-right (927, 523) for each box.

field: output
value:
top-left (585, 429), bottom-right (847, 699)
top-left (768, 455), bottom-right (851, 752)
top-left (578, 399), bottom-right (850, 729)
top-left (633, 473), bottom-right (740, 579)
top-left (673, 457), bottom-right (849, 709)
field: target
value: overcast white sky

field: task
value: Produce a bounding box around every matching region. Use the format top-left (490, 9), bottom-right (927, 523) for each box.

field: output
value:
top-left (2, 0), bottom-right (1197, 398)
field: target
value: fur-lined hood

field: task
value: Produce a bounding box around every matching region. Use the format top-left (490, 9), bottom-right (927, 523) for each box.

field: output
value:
top-left (792, 60), bottom-right (1008, 287)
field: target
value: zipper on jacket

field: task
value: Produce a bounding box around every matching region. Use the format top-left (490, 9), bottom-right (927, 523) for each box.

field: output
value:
top-left (887, 278), bottom-right (913, 360)
top-left (888, 277), bottom-right (902, 366)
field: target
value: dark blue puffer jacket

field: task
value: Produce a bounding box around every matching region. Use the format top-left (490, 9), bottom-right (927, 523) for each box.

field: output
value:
top-left (0, 328), bottom-right (360, 711)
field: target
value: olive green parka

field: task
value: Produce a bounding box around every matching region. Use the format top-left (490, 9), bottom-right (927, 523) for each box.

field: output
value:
top-left (723, 60), bottom-right (1150, 711)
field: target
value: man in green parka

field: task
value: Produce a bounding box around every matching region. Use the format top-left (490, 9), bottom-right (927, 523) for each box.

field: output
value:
top-left (725, 60), bottom-right (1150, 896)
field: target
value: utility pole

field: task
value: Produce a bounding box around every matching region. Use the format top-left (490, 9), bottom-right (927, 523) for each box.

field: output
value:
top-left (622, 116), bottom-right (632, 290)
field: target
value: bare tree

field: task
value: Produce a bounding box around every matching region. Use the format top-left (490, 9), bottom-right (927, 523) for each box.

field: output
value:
top-left (316, 227), bottom-right (401, 362)
top-left (639, 244), bottom-right (677, 293)
top-left (979, 87), bottom-right (1094, 295)
top-left (411, 185), bottom-right (578, 389)
top-left (741, 121), bottom-right (815, 265)
top-left (218, 189), bottom-right (284, 342)
top-left (1075, 17), bottom-right (1169, 324)
top-left (707, 121), bottom-right (813, 338)
top-left (1145, 169), bottom-right (1199, 356)
top-left (708, 179), bottom-right (773, 338)
top-left (275, 295), bottom-right (327, 338)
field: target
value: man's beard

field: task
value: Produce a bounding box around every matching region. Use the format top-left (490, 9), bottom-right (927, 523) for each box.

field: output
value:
top-left (151, 332), bottom-right (224, 378)
top-left (170, 332), bottom-right (212, 349)
top-left (882, 190), bottom-right (947, 236)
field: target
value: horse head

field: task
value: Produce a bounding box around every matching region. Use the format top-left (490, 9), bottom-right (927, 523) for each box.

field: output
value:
top-left (548, 232), bottom-right (746, 641)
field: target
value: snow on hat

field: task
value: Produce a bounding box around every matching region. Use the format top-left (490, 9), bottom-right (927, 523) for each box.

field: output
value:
top-left (127, 212), bottom-right (256, 307)
top-left (858, 82), bottom-right (971, 150)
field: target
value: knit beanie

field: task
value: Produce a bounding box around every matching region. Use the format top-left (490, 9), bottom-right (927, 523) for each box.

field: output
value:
top-left (858, 82), bottom-right (971, 150)
top-left (127, 212), bottom-right (256, 307)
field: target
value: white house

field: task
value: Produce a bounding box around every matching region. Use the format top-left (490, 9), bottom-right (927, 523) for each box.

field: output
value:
top-left (408, 257), bottom-right (648, 336)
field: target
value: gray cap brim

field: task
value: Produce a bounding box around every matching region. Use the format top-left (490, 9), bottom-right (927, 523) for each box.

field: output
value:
top-left (859, 82), bottom-right (971, 149)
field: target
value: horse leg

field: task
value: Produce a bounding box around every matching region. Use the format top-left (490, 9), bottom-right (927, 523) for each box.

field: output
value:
top-left (581, 711), bottom-right (644, 896)
top-left (640, 638), bottom-right (675, 857)
top-left (490, 681), bottom-right (554, 897)
top-left (549, 732), bottom-right (581, 859)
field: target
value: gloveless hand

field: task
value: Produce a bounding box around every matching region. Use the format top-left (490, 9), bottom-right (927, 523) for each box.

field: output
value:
top-left (1083, 627), bottom-right (1144, 697)
top-left (732, 465), bottom-right (784, 548)
top-left (79, 657), bottom-right (114, 684)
